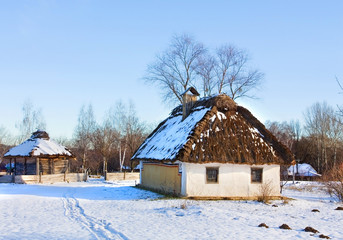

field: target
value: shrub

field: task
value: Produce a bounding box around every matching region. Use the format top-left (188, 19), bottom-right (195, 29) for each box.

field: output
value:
top-left (322, 167), bottom-right (343, 202)
top-left (257, 180), bottom-right (273, 204)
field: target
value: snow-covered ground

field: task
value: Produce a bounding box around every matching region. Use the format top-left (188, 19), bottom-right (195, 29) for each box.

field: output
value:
top-left (0, 179), bottom-right (342, 240)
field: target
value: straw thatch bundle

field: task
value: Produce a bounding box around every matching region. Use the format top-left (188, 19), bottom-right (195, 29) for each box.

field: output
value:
top-left (132, 94), bottom-right (293, 165)
top-left (31, 130), bottom-right (50, 140)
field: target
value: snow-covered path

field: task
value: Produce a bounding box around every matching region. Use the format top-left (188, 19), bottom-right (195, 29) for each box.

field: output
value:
top-left (62, 187), bottom-right (128, 240)
top-left (0, 179), bottom-right (342, 239)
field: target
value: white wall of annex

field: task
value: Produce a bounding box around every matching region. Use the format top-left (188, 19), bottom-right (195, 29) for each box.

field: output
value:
top-left (182, 162), bottom-right (280, 197)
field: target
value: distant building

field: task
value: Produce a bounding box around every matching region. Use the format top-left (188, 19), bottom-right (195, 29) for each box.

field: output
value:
top-left (132, 92), bottom-right (293, 199)
top-left (288, 163), bottom-right (320, 178)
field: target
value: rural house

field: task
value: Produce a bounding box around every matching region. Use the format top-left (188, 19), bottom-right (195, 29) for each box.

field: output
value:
top-left (4, 130), bottom-right (75, 176)
top-left (131, 90), bottom-right (293, 199)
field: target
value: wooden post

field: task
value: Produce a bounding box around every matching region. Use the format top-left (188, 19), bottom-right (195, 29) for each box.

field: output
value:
top-left (52, 159), bottom-right (55, 174)
top-left (13, 159), bottom-right (16, 183)
top-left (36, 157), bottom-right (40, 183)
top-left (9, 158), bottom-right (12, 175)
top-left (291, 160), bottom-right (296, 184)
top-left (24, 158), bottom-right (27, 175)
top-left (9, 158), bottom-right (14, 183)
top-left (68, 158), bottom-right (71, 173)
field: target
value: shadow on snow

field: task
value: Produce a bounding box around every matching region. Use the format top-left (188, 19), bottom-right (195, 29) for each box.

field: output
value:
top-left (0, 180), bottom-right (161, 201)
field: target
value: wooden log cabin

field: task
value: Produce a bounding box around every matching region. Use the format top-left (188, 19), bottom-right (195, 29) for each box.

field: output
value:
top-left (3, 130), bottom-right (75, 175)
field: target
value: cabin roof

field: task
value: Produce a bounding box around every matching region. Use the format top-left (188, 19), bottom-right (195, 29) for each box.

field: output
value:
top-left (288, 163), bottom-right (319, 177)
top-left (132, 94), bottom-right (294, 165)
top-left (4, 131), bottom-right (74, 158)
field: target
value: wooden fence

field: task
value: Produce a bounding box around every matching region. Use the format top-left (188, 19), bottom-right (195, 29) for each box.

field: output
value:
top-left (0, 172), bottom-right (87, 184)
top-left (105, 172), bottom-right (140, 181)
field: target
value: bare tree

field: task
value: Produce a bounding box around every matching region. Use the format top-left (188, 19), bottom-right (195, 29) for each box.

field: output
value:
top-left (265, 120), bottom-right (296, 150)
top-left (0, 126), bottom-right (11, 145)
top-left (195, 54), bottom-right (216, 97)
top-left (145, 34), bottom-right (206, 104)
top-left (327, 113), bottom-right (343, 167)
top-left (289, 120), bottom-right (302, 142)
top-left (73, 104), bottom-right (96, 171)
top-left (336, 77), bottom-right (343, 114)
top-left (145, 34), bottom-right (263, 104)
top-left (91, 116), bottom-right (118, 176)
top-left (0, 126), bottom-right (12, 161)
top-left (110, 101), bottom-right (147, 172)
top-left (16, 100), bottom-right (46, 143)
top-left (121, 103), bottom-right (147, 171)
top-left (214, 45), bottom-right (263, 100)
top-left (304, 102), bottom-right (336, 172)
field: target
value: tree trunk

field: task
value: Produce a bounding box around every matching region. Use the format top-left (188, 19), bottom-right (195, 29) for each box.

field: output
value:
top-left (103, 156), bottom-right (107, 179)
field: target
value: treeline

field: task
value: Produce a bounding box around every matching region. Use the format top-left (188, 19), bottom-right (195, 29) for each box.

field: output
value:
top-left (1, 99), bottom-right (343, 175)
top-left (70, 102), bottom-right (150, 174)
top-left (266, 102), bottom-right (343, 174)
top-left (0, 101), bottom-right (151, 175)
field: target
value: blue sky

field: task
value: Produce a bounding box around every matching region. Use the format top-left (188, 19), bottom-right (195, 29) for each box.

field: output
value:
top-left (0, 0), bottom-right (342, 139)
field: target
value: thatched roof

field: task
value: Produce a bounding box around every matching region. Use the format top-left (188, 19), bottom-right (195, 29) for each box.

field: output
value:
top-left (131, 95), bottom-right (294, 165)
top-left (4, 130), bottom-right (75, 158)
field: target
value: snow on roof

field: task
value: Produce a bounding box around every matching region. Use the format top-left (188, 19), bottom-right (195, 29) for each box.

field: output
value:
top-left (288, 163), bottom-right (319, 177)
top-left (133, 107), bottom-right (210, 161)
top-left (4, 131), bottom-right (73, 157)
top-left (132, 94), bottom-right (294, 164)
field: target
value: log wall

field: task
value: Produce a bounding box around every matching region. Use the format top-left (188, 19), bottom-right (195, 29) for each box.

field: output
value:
top-left (11, 157), bottom-right (70, 175)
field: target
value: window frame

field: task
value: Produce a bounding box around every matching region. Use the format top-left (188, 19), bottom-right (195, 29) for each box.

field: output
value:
top-left (206, 167), bottom-right (219, 184)
top-left (251, 168), bottom-right (263, 183)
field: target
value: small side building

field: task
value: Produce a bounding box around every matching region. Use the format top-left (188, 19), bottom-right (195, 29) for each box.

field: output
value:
top-left (4, 130), bottom-right (75, 175)
top-left (131, 93), bottom-right (293, 199)
top-left (288, 163), bottom-right (320, 180)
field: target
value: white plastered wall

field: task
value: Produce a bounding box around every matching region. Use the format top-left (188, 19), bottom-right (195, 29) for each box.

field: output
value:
top-left (180, 162), bottom-right (280, 198)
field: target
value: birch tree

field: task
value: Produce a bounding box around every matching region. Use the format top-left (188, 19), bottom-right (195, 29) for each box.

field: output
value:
top-left (111, 102), bottom-right (147, 172)
top-left (16, 100), bottom-right (46, 143)
top-left (304, 102), bottom-right (336, 172)
top-left (73, 104), bottom-right (96, 170)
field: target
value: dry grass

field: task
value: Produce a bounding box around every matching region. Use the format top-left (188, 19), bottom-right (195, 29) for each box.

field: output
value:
top-left (286, 184), bottom-right (325, 193)
top-left (282, 198), bottom-right (290, 205)
top-left (180, 201), bottom-right (188, 209)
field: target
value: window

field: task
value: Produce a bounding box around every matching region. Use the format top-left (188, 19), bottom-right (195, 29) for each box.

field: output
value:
top-left (251, 168), bottom-right (263, 183)
top-left (206, 167), bottom-right (219, 183)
